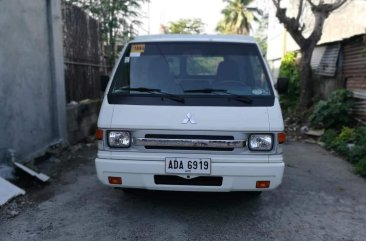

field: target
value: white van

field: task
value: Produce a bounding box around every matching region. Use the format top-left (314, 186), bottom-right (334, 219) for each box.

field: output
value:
top-left (95, 35), bottom-right (288, 193)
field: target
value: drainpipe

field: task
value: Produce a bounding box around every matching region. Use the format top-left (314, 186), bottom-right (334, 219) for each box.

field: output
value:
top-left (46, 0), bottom-right (68, 145)
top-left (282, 28), bottom-right (287, 57)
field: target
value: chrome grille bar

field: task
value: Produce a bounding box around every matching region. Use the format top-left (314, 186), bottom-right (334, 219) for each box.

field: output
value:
top-left (134, 138), bottom-right (246, 149)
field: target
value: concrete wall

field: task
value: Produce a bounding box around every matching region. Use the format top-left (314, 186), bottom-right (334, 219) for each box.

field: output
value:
top-left (0, 0), bottom-right (66, 163)
top-left (313, 75), bottom-right (345, 99)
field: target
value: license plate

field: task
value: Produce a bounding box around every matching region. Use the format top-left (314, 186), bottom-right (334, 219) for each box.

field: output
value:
top-left (165, 158), bottom-right (211, 174)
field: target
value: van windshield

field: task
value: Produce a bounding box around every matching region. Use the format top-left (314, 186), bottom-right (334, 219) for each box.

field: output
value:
top-left (108, 41), bottom-right (274, 106)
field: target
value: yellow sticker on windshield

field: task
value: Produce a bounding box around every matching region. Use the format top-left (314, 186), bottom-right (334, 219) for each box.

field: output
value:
top-left (131, 44), bottom-right (145, 53)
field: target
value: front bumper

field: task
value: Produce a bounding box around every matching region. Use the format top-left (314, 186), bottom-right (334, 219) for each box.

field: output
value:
top-left (95, 156), bottom-right (284, 192)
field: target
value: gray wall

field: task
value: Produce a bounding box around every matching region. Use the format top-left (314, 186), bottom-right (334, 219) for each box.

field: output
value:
top-left (0, 0), bottom-right (66, 162)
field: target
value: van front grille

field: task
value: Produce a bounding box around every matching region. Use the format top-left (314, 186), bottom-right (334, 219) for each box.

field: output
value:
top-left (145, 134), bottom-right (234, 140)
top-left (135, 134), bottom-right (243, 151)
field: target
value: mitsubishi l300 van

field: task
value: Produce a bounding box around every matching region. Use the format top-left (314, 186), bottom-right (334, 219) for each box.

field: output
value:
top-left (95, 35), bottom-right (288, 193)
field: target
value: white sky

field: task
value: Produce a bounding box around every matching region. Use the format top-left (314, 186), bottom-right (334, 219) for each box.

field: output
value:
top-left (138, 0), bottom-right (227, 35)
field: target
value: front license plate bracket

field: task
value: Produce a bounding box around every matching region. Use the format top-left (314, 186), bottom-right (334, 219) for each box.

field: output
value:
top-left (165, 158), bottom-right (211, 175)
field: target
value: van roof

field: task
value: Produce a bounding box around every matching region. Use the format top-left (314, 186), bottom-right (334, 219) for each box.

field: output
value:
top-left (131, 34), bottom-right (256, 44)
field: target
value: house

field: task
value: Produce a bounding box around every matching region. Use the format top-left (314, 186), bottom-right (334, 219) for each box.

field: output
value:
top-left (266, 0), bottom-right (366, 122)
top-left (341, 34), bottom-right (366, 122)
top-left (305, 34), bottom-right (366, 122)
top-left (266, 0), bottom-right (366, 79)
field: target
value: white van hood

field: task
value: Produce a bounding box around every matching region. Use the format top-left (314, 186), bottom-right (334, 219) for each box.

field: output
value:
top-left (98, 98), bottom-right (284, 132)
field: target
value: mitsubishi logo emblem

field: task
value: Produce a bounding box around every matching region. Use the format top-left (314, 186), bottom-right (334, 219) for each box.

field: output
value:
top-left (182, 113), bottom-right (197, 124)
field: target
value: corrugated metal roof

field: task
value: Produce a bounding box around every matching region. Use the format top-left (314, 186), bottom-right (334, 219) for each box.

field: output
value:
top-left (316, 43), bottom-right (341, 77)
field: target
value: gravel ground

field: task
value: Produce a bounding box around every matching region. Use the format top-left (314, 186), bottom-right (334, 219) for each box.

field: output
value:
top-left (0, 141), bottom-right (365, 241)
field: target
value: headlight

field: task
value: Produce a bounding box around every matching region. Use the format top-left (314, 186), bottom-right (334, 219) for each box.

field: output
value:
top-left (248, 134), bottom-right (273, 151)
top-left (108, 131), bottom-right (131, 148)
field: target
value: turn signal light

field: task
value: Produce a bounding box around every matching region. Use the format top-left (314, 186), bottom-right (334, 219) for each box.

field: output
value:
top-left (278, 132), bottom-right (286, 144)
top-left (256, 181), bottom-right (270, 188)
top-left (108, 176), bottom-right (122, 185)
top-left (96, 129), bottom-right (103, 140)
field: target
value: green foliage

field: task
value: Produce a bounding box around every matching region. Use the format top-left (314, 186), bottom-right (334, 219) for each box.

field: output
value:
top-left (279, 52), bottom-right (300, 94)
top-left (167, 18), bottom-right (205, 34)
top-left (355, 158), bottom-right (366, 176)
top-left (347, 127), bottom-right (366, 164)
top-left (321, 126), bottom-right (366, 176)
top-left (355, 126), bottom-right (366, 145)
top-left (335, 127), bottom-right (356, 144)
top-left (331, 127), bottom-right (356, 156)
top-left (216, 0), bottom-right (255, 35)
top-left (278, 52), bottom-right (300, 114)
top-left (309, 89), bottom-right (354, 129)
top-left (320, 129), bottom-right (338, 149)
top-left (347, 146), bottom-right (366, 165)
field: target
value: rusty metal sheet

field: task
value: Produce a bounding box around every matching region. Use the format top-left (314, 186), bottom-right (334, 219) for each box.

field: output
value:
top-left (343, 35), bottom-right (366, 122)
top-left (343, 37), bottom-right (366, 83)
top-left (351, 90), bottom-right (366, 122)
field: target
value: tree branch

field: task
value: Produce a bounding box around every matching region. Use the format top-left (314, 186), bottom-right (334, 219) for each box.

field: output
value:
top-left (305, 11), bottom-right (327, 49)
top-left (306, 0), bottom-right (316, 9)
top-left (271, 0), bottom-right (280, 8)
top-left (328, 0), bottom-right (348, 11)
top-left (271, 0), bottom-right (306, 47)
top-left (306, 0), bottom-right (348, 13)
top-left (296, 0), bottom-right (304, 22)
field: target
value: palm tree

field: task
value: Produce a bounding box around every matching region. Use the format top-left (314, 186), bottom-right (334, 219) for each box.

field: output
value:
top-left (216, 0), bottom-right (256, 35)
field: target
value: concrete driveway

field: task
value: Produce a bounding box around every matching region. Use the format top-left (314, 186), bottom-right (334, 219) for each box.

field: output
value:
top-left (0, 142), bottom-right (365, 241)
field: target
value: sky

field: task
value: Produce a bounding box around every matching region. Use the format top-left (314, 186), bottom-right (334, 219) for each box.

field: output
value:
top-left (137, 0), bottom-right (227, 35)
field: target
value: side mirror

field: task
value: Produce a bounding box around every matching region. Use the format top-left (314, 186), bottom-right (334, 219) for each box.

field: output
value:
top-left (100, 75), bottom-right (109, 92)
top-left (275, 77), bottom-right (289, 94)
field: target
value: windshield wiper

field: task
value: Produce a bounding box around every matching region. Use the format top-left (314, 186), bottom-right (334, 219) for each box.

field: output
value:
top-left (185, 88), bottom-right (227, 94)
top-left (184, 88), bottom-right (253, 104)
top-left (120, 87), bottom-right (185, 103)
